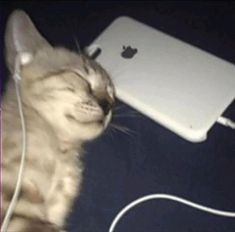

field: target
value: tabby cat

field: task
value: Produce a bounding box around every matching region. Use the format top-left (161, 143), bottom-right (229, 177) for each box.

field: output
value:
top-left (2, 10), bottom-right (115, 232)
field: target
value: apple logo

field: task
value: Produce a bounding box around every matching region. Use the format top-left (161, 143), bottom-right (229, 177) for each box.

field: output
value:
top-left (121, 46), bottom-right (138, 59)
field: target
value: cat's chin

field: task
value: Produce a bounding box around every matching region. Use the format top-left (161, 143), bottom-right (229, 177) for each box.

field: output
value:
top-left (77, 122), bottom-right (105, 141)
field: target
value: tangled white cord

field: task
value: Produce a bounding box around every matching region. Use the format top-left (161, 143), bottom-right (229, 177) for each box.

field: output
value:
top-left (108, 193), bottom-right (235, 232)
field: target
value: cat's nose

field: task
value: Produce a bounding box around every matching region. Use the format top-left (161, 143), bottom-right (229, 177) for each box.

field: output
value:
top-left (99, 99), bottom-right (112, 115)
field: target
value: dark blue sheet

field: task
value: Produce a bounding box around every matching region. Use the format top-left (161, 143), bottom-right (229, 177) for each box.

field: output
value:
top-left (70, 99), bottom-right (235, 232)
top-left (2, 2), bottom-right (235, 232)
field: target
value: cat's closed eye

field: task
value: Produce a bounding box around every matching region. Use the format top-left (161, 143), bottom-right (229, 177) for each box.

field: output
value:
top-left (64, 87), bottom-right (76, 92)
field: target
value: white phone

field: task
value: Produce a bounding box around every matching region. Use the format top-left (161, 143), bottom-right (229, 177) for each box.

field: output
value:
top-left (87, 16), bottom-right (235, 142)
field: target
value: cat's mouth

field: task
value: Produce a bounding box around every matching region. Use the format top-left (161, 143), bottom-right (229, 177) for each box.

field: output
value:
top-left (86, 111), bottom-right (112, 130)
top-left (86, 111), bottom-right (112, 129)
top-left (66, 111), bottom-right (112, 129)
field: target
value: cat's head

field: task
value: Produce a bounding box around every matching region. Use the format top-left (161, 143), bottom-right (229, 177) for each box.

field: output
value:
top-left (5, 10), bottom-right (115, 142)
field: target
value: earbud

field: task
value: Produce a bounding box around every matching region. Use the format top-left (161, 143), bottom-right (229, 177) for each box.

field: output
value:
top-left (13, 52), bottom-right (33, 82)
top-left (19, 52), bottom-right (33, 65)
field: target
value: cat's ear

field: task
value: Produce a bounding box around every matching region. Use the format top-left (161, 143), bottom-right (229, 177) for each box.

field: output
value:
top-left (5, 10), bottom-right (51, 72)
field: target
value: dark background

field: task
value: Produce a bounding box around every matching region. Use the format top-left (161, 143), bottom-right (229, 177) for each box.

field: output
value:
top-left (1, 2), bottom-right (235, 232)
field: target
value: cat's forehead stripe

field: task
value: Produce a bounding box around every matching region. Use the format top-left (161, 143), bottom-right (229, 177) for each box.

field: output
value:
top-left (35, 69), bottom-right (69, 81)
top-left (83, 64), bottom-right (89, 74)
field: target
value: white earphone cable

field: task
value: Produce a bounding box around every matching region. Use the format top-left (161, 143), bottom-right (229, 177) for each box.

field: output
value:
top-left (109, 194), bottom-right (235, 232)
top-left (1, 58), bottom-right (27, 232)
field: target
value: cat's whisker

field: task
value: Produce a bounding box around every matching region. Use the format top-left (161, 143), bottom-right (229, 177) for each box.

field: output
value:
top-left (113, 113), bottom-right (142, 118)
top-left (105, 127), bottom-right (115, 141)
top-left (114, 104), bottom-right (127, 111)
top-left (113, 106), bottom-right (141, 117)
top-left (110, 123), bottom-right (137, 137)
top-left (73, 36), bottom-right (81, 54)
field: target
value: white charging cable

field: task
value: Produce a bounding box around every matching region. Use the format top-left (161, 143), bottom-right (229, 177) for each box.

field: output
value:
top-left (109, 193), bottom-right (235, 232)
top-left (1, 54), bottom-right (28, 232)
top-left (217, 116), bottom-right (235, 129)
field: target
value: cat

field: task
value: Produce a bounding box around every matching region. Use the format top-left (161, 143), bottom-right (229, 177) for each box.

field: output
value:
top-left (2, 10), bottom-right (115, 232)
